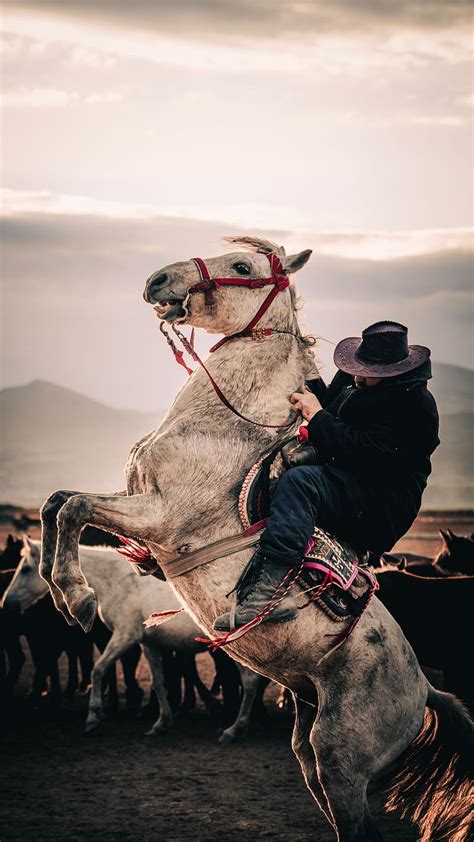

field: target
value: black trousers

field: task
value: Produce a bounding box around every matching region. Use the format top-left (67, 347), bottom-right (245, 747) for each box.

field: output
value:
top-left (259, 465), bottom-right (367, 563)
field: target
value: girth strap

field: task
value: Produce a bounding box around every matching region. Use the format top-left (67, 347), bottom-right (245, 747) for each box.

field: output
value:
top-left (159, 525), bottom-right (265, 579)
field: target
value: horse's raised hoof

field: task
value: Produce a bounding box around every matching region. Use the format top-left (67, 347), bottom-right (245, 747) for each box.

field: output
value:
top-left (73, 591), bottom-right (98, 633)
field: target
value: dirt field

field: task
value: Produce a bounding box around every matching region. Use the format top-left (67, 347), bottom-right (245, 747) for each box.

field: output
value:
top-left (1, 657), bottom-right (419, 842)
top-left (1, 509), bottom-right (472, 841)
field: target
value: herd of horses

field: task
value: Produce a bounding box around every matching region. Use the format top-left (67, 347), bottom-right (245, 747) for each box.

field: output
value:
top-left (2, 523), bottom-right (472, 733)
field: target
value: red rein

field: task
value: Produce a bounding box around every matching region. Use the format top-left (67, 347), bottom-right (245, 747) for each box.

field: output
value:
top-left (160, 251), bottom-right (296, 430)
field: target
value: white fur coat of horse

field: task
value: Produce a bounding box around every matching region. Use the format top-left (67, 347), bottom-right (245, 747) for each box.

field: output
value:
top-left (39, 237), bottom-right (473, 842)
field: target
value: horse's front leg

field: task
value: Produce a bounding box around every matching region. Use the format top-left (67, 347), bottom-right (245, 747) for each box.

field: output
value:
top-left (52, 492), bottom-right (163, 632)
top-left (40, 489), bottom-right (126, 624)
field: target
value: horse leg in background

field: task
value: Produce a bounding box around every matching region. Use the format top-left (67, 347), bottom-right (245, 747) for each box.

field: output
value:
top-left (291, 696), bottom-right (334, 828)
top-left (142, 639), bottom-right (173, 736)
top-left (0, 612), bottom-right (25, 698)
top-left (48, 654), bottom-right (63, 708)
top-left (179, 652), bottom-right (196, 713)
top-left (64, 650), bottom-right (79, 700)
top-left (162, 651), bottom-right (184, 713)
top-left (50, 492), bottom-right (162, 631)
top-left (77, 635), bottom-right (94, 693)
top-left (211, 650), bottom-right (241, 726)
top-left (219, 665), bottom-right (262, 745)
top-left (251, 675), bottom-right (272, 728)
top-left (120, 643), bottom-right (143, 714)
top-left (182, 653), bottom-right (222, 718)
top-left (39, 489), bottom-right (125, 624)
top-left (85, 630), bottom-right (133, 733)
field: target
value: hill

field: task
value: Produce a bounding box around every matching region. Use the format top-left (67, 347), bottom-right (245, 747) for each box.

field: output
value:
top-left (0, 380), bottom-right (161, 504)
top-left (0, 363), bottom-right (472, 508)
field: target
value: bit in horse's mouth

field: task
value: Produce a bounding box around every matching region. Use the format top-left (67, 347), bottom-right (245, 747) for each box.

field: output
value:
top-left (153, 300), bottom-right (186, 321)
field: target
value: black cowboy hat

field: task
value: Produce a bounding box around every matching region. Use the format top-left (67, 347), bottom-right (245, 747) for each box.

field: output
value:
top-left (333, 321), bottom-right (430, 378)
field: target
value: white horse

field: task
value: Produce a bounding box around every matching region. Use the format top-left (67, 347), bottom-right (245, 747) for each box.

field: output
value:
top-left (40, 236), bottom-right (473, 841)
top-left (3, 538), bottom-right (262, 741)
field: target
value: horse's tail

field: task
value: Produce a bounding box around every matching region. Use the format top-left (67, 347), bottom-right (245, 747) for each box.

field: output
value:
top-left (385, 686), bottom-right (474, 841)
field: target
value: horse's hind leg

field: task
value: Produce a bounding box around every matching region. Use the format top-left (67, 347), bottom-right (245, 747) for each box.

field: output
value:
top-left (309, 717), bottom-right (382, 842)
top-left (291, 695), bottom-right (334, 829)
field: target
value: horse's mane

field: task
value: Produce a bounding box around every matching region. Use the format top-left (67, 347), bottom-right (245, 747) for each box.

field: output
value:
top-left (221, 235), bottom-right (286, 258)
top-left (221, 235), bottom-right (318, 370)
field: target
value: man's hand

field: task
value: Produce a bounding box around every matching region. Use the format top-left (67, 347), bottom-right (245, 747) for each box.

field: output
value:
top-left (290, 390), bottom-right (323, 422)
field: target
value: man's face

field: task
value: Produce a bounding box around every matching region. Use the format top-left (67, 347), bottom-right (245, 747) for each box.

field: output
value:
top-left (354, 376), bottom-right (383, 388)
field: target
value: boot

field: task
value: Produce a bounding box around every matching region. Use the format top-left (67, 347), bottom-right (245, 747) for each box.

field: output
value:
top-left (213, 548), bottom-right (298, 632)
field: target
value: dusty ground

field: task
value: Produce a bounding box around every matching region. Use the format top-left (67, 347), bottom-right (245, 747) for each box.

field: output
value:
top-left (1, 509), bottom-right (472, 841)
top-left (1, 657), bottom-right (418, 842)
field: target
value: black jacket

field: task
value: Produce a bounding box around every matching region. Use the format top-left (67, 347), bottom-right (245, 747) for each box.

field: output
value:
top-left (306, 362), bottom-right (440, 553)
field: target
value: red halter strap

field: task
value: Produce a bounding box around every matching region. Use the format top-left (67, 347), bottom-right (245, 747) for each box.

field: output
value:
top-left (188, 252), bottom-right (290, 352)
top-left (158, 251), bottom-right (295, 430)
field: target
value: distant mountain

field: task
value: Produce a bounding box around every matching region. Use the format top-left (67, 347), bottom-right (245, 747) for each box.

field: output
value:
top-left (0, 364), bottom-right (472, 508)
top-left (0, 380), bottom-right (162, 505)
top-left (428, 362), bottom-right (473, 415)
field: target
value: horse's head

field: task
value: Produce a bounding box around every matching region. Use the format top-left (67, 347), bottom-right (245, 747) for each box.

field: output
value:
top-left (143, 236), bottom-right (312, 334)
top-left (433, 528), bottom-right (474, 576)
top-left (2, 536), bottom-right (46, 613)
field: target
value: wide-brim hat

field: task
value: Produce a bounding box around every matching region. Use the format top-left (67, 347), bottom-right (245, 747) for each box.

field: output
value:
top-left (334, 321), bottom-right (430, 378)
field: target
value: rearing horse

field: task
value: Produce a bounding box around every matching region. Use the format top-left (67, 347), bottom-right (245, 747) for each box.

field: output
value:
top-left (40, 236), bottom-right (473, 842)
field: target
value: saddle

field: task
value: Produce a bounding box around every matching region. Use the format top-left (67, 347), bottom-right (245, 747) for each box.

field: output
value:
top-left (238, 443), bottom-right (377, 622)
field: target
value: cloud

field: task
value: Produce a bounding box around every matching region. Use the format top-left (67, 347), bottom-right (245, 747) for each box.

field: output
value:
top-left (5, 1), bottom-right (472, 39)
top-left (1, 208), bottom-right (472, 412)
top-left (2, 2), bottom-right (471, 78)
top-left (2, 188), bottom-right (472, 261)
top-left (0, 87), bottom-right (122, 107)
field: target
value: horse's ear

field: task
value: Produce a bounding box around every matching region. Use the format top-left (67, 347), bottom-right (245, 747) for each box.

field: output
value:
top-left (282, 250), bottom-right (312, 275)
top-left (439, 528), bottom-right (452, 547)
top-left (446, 528), bottom-right (457, 540)
top-left (6, 534), bottom-right (15, 547)
top-left (20, 534), bottom-right (32, 557)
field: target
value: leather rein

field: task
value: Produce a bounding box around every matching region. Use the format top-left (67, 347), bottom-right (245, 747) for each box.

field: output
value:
top-left (159, 251), bottom-right (301, 430)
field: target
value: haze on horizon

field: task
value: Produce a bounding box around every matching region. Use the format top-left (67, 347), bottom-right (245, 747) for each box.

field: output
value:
top-left (1, 0), bottom-right (472, 411)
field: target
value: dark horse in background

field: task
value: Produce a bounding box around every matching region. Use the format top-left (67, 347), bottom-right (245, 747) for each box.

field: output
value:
top-left (375, 530), bottom-right (474, 709)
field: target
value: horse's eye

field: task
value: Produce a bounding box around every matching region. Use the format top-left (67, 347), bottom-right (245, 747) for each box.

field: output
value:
top-left (233, 262), bottom-right (251, 275)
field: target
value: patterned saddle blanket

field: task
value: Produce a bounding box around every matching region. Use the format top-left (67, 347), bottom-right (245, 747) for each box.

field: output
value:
top-left (238, 448), bottom-right (377, 621)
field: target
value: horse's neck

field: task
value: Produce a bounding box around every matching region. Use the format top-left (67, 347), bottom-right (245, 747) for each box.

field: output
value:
top-left (160, 330), bottom-right (308, 445)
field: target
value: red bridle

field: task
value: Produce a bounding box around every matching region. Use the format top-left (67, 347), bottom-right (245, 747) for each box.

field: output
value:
top-left (189, 252), bottom-right (290, 352)
top-left (158, 251), bottom-right (298, 430)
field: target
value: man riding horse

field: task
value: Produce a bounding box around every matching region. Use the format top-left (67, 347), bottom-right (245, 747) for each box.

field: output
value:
top-left (214, 320), bottom-right (440, 631)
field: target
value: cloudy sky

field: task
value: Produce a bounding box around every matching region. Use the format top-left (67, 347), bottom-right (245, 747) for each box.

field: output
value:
top-left (1, 1), bottom-right (472, 411)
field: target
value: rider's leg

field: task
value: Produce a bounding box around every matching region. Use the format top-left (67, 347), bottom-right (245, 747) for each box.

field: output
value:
top-left (213, 465), bottom-right (363, 631)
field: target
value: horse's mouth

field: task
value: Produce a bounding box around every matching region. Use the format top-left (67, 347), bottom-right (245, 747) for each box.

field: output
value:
top-left (153, 299), bottom-right (187, 322)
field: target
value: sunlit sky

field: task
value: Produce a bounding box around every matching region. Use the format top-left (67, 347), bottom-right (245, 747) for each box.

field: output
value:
top-left (1, 1), bottom-right (473, 410)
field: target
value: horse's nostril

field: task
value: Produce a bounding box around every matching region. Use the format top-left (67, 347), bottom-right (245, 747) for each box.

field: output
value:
top-left (144, 272), bottom-right (168, 302)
